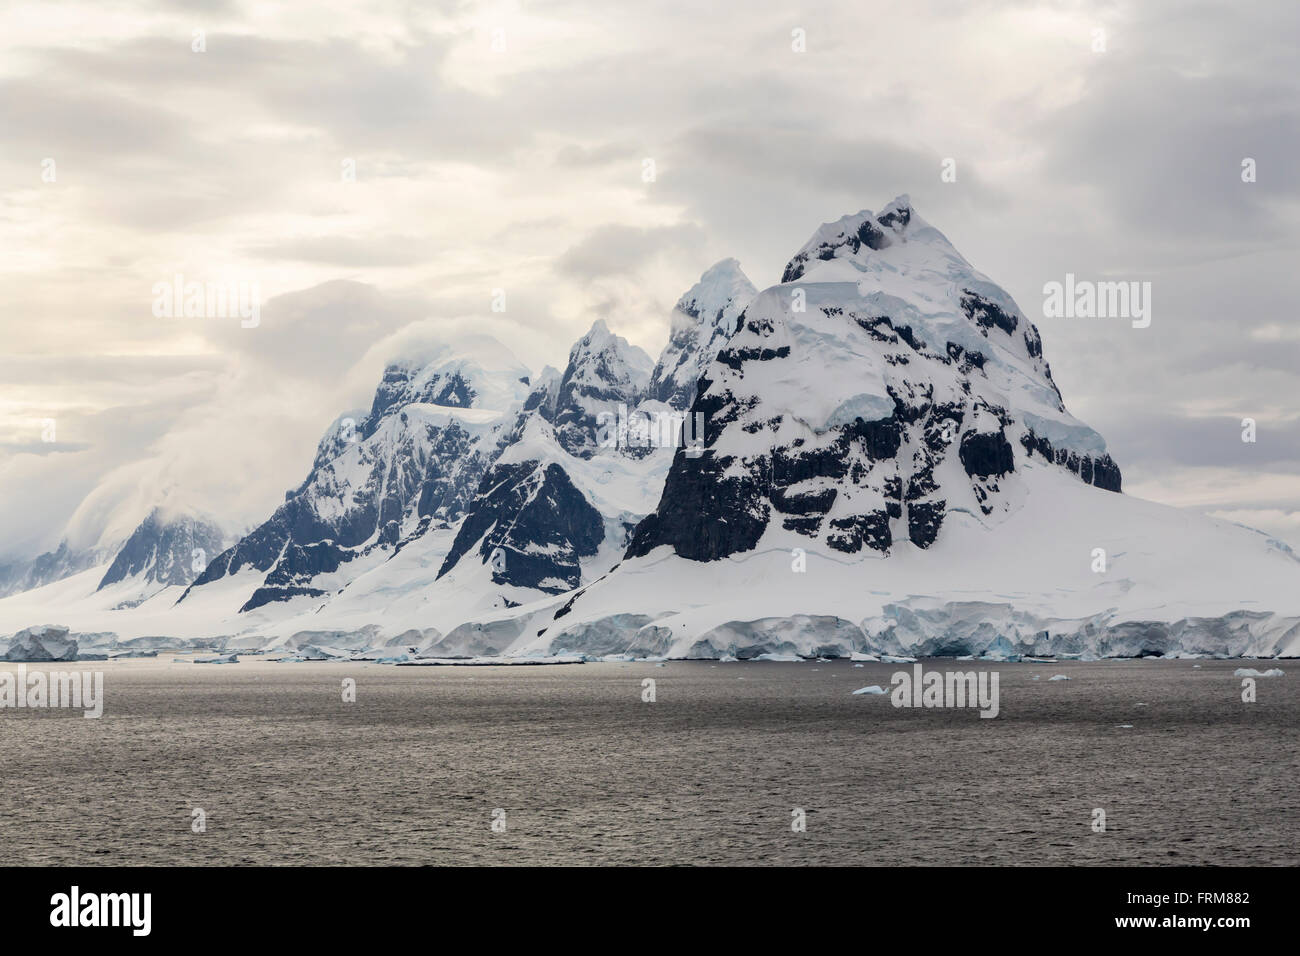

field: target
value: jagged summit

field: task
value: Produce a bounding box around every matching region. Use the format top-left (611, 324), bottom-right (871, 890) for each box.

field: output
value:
top-left (550, 319), bottom-right (653, 459)
top-left (781, 194), bottom-right (917, 283)
top-left (362, 336), bottom-right (530, 438)
top-left (96, 507), bottom-right (227, 591)
top-left (649, 259), bottom-right (757, 408)
top-left (430, 268), bottom-right (744, 601)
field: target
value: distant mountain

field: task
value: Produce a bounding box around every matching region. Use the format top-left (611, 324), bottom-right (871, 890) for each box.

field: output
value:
top-left (0, 542), bottom-right (107, 599)
top-left (96, 508), bottom-right (228, 591)
top-left (180, 338), bottom-right (533, 612)
top-left (176, 263), bottom-right (754, 620)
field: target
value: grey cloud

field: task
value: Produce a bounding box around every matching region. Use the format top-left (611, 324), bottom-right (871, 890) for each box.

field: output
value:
top-left (556, 223), bottom-right (707, 280)
top-left (248, 235), bottom-right (446, 267)
top-left (0, 441), bottom-right (91, 455)
top-left (1036, 62), bottom-right (1300, 244)
top-left (1102, 414), bottom-right (1300, 471)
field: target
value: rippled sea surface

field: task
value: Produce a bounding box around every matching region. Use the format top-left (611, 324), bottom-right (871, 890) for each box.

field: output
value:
top-left (1, 657), bottom-right (1294, 865)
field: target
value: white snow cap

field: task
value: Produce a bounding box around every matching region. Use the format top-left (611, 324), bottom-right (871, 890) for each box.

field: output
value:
top-left (764, 194), bottom-right (1108, 456)
top-left (671, 258), bottom-right (756, 329)
top-left (650, 259), bottom-right (757, 407)
top-left (567, 319), bottom-right (654, 384)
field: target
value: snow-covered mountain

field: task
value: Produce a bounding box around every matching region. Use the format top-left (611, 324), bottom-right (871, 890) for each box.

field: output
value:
top-left (0, 505), bottom-right (228, 602)
top-left (0, 542), bottom-right (108, 599)
top-left (549, 320), bottom-right (654, 459)
top-left (3, 199), bottom-right (1297, 660)
top-left (629, 195), bottom-right (1119, 563)
top-left (432, 196), bottom-right (1300, 660)
top-left (159, 264), bottom-right (757, 628)
top-left (647, 258), bottom-right (756, 407)
top-left (96, 508), bottom-right (228, 594)
top-left (178, 337), bottom-right (533, 613)
top-left (429, 265), bottom-right (757, 605)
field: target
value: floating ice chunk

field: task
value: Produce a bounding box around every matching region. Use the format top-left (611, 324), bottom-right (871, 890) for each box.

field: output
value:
top-left (1234, 668), bottom-right (1284, 677)
top-left (853, 663), bottom-right (865, 668)
top-left (194, 653), bottom-right (239, 664)
top-left (852, 685), bottom-right (887, 695)
top-left (754, 653), bottom-right (802, 662)
top-left (1048, 674), bottom-right (1070, 681)
top-left (3, 624), bottom-right (78, 662)
top-left (881, 655), bottom-right (916, 664)
top-left (850, 652), bottom-right (880, 662)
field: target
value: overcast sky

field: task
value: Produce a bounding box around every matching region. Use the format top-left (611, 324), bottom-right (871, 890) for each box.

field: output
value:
top-left (1, 0), bottom-right (1297, 559)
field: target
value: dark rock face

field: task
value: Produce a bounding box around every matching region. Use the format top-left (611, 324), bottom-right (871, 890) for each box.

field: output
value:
top-left (907, 500), bottom-right (946, 548)
top-left (627, 448), bottom-right (769, 561)
top-left (1019, 430), bottom-right (1123, 493)
top-left (959, 431), bottom-right (1015, 479)
top-left (438, 274), bottom-right (751, 594)
top-left (241, 585), bottom-right (326, 612)
top-left (960, 289), bottom-right (1019, 336)
top-left (187, 414), bottom-right (500, 607)
top-left (438, 461), bottom-right (604, 593)
top-left (97, 510), bottom-right (226, 590)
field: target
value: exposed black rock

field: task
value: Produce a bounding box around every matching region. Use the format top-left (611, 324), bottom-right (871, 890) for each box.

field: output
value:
top-left (437, 461), bottom-right (604, 593)
top-left (907, 500), bottom-right (946, 548)
top-left (1019, 429), bottom-right (1123, 493)
top-left (960, 289), bottom-right (1019, 336)
top-left (959, 430), bottom-right (1016, 479)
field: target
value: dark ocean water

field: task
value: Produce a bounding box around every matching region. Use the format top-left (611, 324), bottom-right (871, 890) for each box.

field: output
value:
top-left (1, 657), bottom-right (1294, 865)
